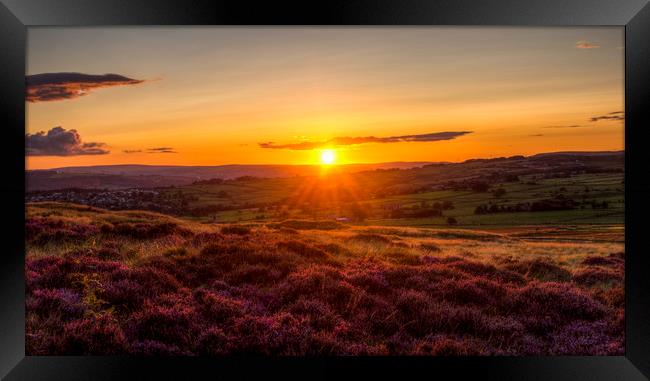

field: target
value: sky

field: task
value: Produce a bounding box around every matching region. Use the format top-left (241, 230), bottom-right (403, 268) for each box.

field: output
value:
top-left (26, 27), bottom-right (624, 169)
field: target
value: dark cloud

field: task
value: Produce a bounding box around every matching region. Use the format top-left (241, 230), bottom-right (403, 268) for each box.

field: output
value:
top-left (259, 131), bottom-right (472, 150)
top-left (590, 111), bottom-right (624, 122)
top-left (26, 127), bottom-right (109, 156)
top-left (576, 40), bottom-right (600, 49)
top-left (529, 134), bottom-right (544, 137)
top-left (123, 149), bottom-right (143, 154)
top-left (26, 72), bottom-right (145, 102)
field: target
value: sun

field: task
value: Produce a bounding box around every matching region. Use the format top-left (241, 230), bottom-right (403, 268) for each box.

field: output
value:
top-left (320, 149), bottom-right (336, 165)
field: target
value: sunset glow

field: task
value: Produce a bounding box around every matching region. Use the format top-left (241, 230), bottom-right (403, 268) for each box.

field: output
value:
top-left (26, 27), bottom-right (624, 169)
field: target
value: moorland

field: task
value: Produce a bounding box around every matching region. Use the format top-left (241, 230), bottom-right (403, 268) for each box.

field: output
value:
top-left (25, 151), bottom-right (625, 355)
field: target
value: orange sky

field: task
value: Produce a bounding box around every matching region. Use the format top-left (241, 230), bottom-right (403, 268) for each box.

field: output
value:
top-left (26, 27), bottom-right (624, 169)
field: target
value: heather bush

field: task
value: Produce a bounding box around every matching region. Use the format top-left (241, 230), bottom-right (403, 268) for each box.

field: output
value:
top-left (609, 251), bottom-right (625, 260)
top-left (163, 247), bottom-right (189, 257)
top-left (66, 247), bottom-right (124, 261)
top-left (572, 268), bottom-right (621, 287)
top-left (276, 240), bottom-right (330, 260)
top-left (278, 266), bottom-right (358, 313)
top-left (454, 260), bottom-right (526, 284)
top-left (193, 288), bottom-right (247, 323)
top-left (99, 278), bottom-right (147, 311)
top-left (581, 255), bottom-right (623, 267)
top-left (394, 290), bottom-right (439, 336)
top-left (226, 313), bottom-right (316, 355)
top-left (56, 315), bottom-right (128, 355)
top-left (382, 266), bottom-right (434, 291)
top-left (26, 256), bottom-right (71, 290)
top-left (196, 327), bottom-right (229, 355)
top-left (125, 302), bottom-right (197, 348)
top-left (26, 217), bottom-right (100, 245)
top-left (191, 231), bottom-right (225, 246)
top-left (432, 277), bottom-right (509, 307)
top-left (226, 264), bottom-right (286, 286)
top-left (346, 266), bottom-right (390, 294)
top-left (27, 288), bottom-right (85, 320)
top-left (413, 335), bottom-right (486, 356)
top-left (131, 340), bottom-right (193, 355)
top-left (510, 282), bottom-right (606, 332)
top-left (25, 205), bottom-right (624, 356)
top-left (105, 221), bottom-right (192, 239)
top-left (601, 285), bottom-right (625, 308)
top-left (504, 258), bottom-right (572, 282)
top-left (548, 320), bottom-right (623, 355)
top-left (288, 298), bottom-right (342, 331)
top-left (108, 266), bottom-right (182, 297)
top-left (221, 225), bottom-right (251, 235)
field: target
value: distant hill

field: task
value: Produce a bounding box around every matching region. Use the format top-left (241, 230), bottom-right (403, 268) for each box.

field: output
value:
top-left (26, 152), bottom-right (624, 192)
top-left (531, 150), bottom-right (624, 158)
top-left (26, 162), bottom-right (434, 191)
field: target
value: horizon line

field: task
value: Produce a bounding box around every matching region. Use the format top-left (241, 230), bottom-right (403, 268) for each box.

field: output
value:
top-left (26, 150), bottom-right (625, 171)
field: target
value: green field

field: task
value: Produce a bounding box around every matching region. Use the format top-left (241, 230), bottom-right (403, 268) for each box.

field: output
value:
top-left (171, 172), bottom-right (624, 227)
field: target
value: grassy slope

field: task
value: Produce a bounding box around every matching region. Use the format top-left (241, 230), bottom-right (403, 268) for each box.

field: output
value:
top-left (175, 172), bottom-right (624, 226)
top-left (26, 203), bottom-right (624, 355)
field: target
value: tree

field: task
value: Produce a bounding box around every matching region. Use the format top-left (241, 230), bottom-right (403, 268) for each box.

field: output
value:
top-left (505, 174), bottom-right (519, 182)
top-left (492, 188), bottom-right (506, 198)
top-left (474, 205), bottom-right (487, 215)
top-left (348, 202), bottom-right (368, 222)
top-left (446, 217), bottom-right (458, 226)
top-left (471, 182), bottom-right (490, 193)
top-left (442, 200), bottom-right (454, 210)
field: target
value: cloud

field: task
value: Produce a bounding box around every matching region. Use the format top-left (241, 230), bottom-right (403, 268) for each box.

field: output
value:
top-left (590, 111), bottom-right (624, 122)
top-left (542, 124), bottom-right (584, 129)
top-left (147, 147), bottom-right (177, 153)
top-left (123, 147), bottom-right (178, 154)
top-left (576, 40), bottom-right (600, 49)
top-left (529, 134), bottom-right (544, 137)
top-left (259, 131), bottom-right (472, 150)
top-left (26, 127), bottom-right (109, 156)
top-left (26, 72), bottom-right (145, 102)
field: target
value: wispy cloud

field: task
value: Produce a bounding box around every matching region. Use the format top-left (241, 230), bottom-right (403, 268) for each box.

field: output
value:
top-left (542, 124), bottom-right (584, 129)
top-left (590, 111), bottom-right (624, 122)
top-left (259, 131), bottom-right (472, 150)
top-left (26, 72), bottom-right (145, 102)
top-left (26, 127), bottom-right (109, 156)
top-left (147, 147), bottom-right (177, 154)
top-left (576, 40), bottom-right (600, 49)
top-left (123, 147), bottom-right (178, 154)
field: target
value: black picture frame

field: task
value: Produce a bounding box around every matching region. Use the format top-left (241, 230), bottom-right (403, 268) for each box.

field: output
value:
top-left (1, 0), bottom-right (649, 379)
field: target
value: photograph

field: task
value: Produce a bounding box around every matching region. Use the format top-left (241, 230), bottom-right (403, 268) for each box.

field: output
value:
top-left (25, 27), bottom-right (625, 356)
